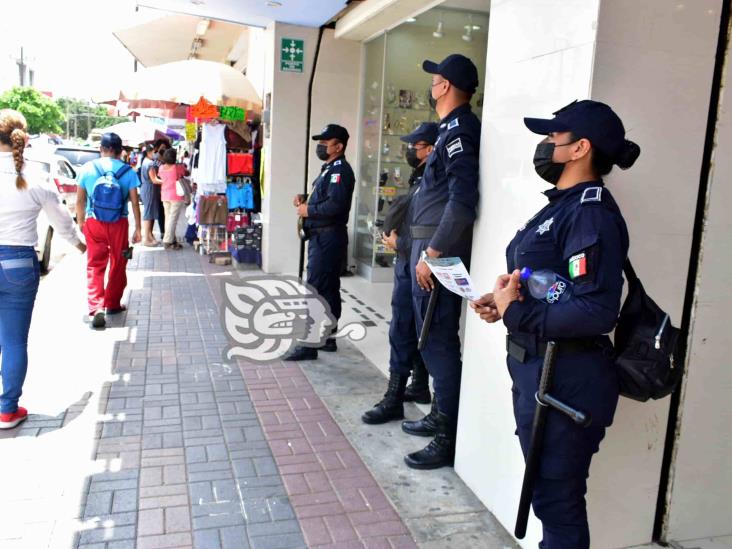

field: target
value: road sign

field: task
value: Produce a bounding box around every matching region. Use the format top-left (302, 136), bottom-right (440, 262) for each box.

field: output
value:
top-left (280, 38), bottom-right (304, 73)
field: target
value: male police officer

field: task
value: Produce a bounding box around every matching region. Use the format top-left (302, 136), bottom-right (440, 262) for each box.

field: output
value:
top-left (362, 122), bottom-right (438, 425)
top-left (285, 124), bottom-right (355, 361)
top-left (405, 54), bottom-right (481, 469)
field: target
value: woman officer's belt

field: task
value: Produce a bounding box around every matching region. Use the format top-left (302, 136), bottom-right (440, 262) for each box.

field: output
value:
top-left (410, 225), bottom-right (438, 239)
top-left (507, 335), bottom-right (604, 363)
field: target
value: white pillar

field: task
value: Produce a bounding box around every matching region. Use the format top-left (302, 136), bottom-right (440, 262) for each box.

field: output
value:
top-left (455, 0), bottom-right (724, 547)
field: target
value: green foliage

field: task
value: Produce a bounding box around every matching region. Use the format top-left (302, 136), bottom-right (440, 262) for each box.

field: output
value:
top-left (56, 97), bottom-right (127, 140)
top-left (0, 87), bottom-right (65, 134)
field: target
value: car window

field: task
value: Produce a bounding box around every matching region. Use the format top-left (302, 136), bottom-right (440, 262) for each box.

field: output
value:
top-left (55, 148), bottom-right (101, 167)
top-left (57, 160), bottom-right (76, 179)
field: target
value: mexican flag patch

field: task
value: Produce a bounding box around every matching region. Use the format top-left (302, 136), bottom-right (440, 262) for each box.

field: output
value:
top-left (568, 253), bottom-right (587, 279)
top-left (330, 174), bottom-right (341, 184)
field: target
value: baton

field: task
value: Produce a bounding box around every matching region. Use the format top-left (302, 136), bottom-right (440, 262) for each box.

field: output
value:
top-left (417, 280), bottom-right (439, 351)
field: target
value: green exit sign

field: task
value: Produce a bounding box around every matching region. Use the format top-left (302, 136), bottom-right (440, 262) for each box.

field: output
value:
top-left (280, 38), bottom-right (304, 73)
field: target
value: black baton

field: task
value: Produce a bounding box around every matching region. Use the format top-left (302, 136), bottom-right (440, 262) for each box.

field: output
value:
top-left (417, 280), bottom-right (439, 351)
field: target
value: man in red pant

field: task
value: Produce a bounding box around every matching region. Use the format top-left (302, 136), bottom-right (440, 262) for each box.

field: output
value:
top-left (75, 133), bottom-right (141, 329)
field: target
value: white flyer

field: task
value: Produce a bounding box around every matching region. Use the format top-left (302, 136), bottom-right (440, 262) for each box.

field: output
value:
top-left (423, 256), bottom-right (482, 301)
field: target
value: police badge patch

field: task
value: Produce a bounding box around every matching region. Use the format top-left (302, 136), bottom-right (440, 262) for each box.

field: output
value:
top-left (446, 138), bottom-right (463, 158)
top-left (536, 217), bottom-right (554, 235)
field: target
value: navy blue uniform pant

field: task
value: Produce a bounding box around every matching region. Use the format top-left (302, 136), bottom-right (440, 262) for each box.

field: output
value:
top-left (410, 239), bottom-right (463, 420)
top-left (307, 227), bottom-right (347, 322)
top-left (389, 255), bottom-right (424, 377)
top-left (508, 347), bottom-right (619, 549)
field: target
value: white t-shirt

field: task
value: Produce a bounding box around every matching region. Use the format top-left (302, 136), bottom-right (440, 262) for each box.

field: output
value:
top-left (0, 151), bottom-right (81, 247)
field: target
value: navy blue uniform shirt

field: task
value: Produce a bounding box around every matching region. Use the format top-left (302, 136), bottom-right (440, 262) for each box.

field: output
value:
top-left (410, 103), bottom-right (481, 257)
top-left (305, 155), bottom-right (355, 229)
top-left (503, 181), bottom-right (629, 339)
top-left (395, 163), bottom-right (425, 257)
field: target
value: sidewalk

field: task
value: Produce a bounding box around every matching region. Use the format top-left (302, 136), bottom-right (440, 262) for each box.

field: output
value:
top-left (0, 245), bottom-right (515, 549)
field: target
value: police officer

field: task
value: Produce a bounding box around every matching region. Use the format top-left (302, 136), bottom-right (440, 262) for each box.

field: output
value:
top-left (361, 122), bottom-right (438, 425)
top-left (405, 54), bottom-right (481, 470)
top-left (471, 100), bottom-right (640, 547)
top-left (285, 124), bottom-right (355, 361)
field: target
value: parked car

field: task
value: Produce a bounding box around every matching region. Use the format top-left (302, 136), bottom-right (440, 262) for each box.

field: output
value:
top-left (54, 145), bottom-right (100, 169)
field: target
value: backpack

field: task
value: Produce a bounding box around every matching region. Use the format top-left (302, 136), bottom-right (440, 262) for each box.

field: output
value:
top-left (614, 259), bottom-right (683, 401)
top-left (91, 161), bottom-right (131, 223)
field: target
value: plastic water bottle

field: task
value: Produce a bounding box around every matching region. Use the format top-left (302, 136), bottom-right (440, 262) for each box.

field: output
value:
top-left (519, 267), bottom-right (573, 304)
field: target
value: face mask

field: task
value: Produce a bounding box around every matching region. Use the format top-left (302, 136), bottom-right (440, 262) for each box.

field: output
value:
top-left (533, 141), bottom-right (568, 185)
top-left (428, 91), bottom-right (438, 111)
top-left (405, 147), bottom-right (421, 168)
top-left (316, 144), bottom-right (330, 161)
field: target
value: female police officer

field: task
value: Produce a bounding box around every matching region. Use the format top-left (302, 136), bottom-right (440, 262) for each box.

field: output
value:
top-left (471, 100), bottom-right (639, 547)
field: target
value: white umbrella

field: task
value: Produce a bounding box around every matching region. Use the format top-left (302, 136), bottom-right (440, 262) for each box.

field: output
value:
top-left (100, 59), bottom-right (261, 112)
top-left (93, 120), bottom-right (175, 147)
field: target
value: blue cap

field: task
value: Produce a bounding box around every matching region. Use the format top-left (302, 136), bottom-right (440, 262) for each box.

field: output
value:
top-left (400, 122), bottom-right (439, 145)
top-left (524, 100), bottom-right (627, 160)
top-left (312, 123), bottom-right (349, 144)
top-left (423, 54), bottom-right (479, 94)
top-left (100, 132), bottom-right (123, 152)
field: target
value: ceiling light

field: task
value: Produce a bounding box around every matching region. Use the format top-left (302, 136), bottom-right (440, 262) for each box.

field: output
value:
top-left (195, 19), bottom-right (210, 36)
top-left (472, 25), bottom-right (481, 30)
top-left (462, 15), bottom-right (474, 42)
top-left (433, 21), bottom-right (444, 39)
top-left (190, 0), bottom-right (204, 5)
top-left (406, 17), bottom-right (416, 23)
top-left (266, 1), bottom-right (282, 6)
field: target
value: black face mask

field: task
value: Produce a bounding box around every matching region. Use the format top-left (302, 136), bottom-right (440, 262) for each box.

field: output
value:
top-left (405, 147), bottom-right (421, 168)
top-left (533, 142), bottom-right (566, 185)
top-left (316, 144), bottom-right (330, 161)
top-left (428, 91), bottom-right (438, 111)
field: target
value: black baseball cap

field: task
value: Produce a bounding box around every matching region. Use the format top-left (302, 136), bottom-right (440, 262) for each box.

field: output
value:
top-left (423, 54), bottom-right (479, 94)
top-left (312, 124), bottom-right (349, 144)
top-left (400, 122), bottom-right (439, 145)
top-left (101, 132), bottom-right (123, 152)
top-left (524, 100), bottom-right (627, 159)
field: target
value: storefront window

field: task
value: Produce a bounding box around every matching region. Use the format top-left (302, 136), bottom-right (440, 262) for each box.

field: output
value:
top-left (354, 7), bottom-right (489, 281)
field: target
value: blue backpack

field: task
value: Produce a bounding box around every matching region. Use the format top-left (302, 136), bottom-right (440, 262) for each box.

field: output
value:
top-left (91, 161), bottom-right (131, 223)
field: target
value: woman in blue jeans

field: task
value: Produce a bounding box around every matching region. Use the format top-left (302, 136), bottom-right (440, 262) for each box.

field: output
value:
top-left (0, 109), bottom-right (85, 429)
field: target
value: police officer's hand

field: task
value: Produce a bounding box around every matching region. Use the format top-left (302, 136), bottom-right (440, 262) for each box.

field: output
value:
top-left (416, 247), bottom-right (440, 291)
top-left (493, 270), bottom-right (522, 317)
top-left (382, 230), bottom-right (397, 250)
top-left (296, 204), bottom-right (309, 217)
top-left (470, 293), bottom-right (501, 323)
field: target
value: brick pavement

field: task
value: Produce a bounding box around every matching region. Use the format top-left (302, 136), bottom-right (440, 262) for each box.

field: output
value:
top-left (76, 247), bottom-right (417, 549)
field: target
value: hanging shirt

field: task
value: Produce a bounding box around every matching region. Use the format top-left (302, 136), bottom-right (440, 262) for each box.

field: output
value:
top-left (197, 123), bottom-right (227, 193)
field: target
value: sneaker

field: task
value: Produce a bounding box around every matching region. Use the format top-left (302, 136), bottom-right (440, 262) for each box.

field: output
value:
top-left (0, 407), bottom-right (28, 429)
top-left (106, 305), bottom-right (127, 315)
top-left (91, 311), bottom-right (106, 329)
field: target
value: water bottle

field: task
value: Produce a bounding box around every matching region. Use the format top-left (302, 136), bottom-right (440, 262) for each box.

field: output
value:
top-left (519, 267), bottom-right (573, 304)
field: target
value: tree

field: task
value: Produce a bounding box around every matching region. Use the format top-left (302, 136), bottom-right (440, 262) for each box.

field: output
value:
top-left (56, 97), bottom-right (127, 140)
top-left (0, 87), bottom-right (65, 134)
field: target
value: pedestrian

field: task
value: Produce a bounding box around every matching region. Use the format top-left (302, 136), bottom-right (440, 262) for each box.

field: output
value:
top-left (405, 54), bottom-right (481, 470)
top-left (158, 148), bottom-right (187, 250)
top-left (0, 109), bottom-right (86, 429)
top-left (152, 139), bottom-right (170, 241)
top-left (75, 132), bottom-right (142, 329)
top-left (362, 122), bottom-right (437, 425)
top-left (139, 144), bottom-right (162, 246)
top-left (284, 124), bottom-right (355, 361)
top-left (471, 100), bottom-right (640, 547)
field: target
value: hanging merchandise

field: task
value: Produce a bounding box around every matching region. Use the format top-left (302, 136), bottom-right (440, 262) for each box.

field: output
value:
top-left (219, 106), bottom-right (246, 121)
top-left (198, 195), bottom-right (229, 225)
top-left (197, 122), bottom-right (227, 193)
top-left (185, 122), bottom-right (197, 141)
top-left (227, 153), bottom-right (254, 176)
top-left (190, 96), bottom-right (220, 120)
top-left (226, 177), bottom-right (255, 210)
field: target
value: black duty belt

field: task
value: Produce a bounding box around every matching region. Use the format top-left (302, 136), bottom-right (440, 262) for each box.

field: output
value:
top-left (309, 225), bottom-right (344, 235)
top-left (410, 225), bottom-right (438, 239)
top-left (506, 335), bottom-right (606, 364)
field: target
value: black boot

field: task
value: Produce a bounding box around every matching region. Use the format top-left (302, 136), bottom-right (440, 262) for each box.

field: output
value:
top-left (404, 411), bottom-right (455, 470)
top-left (401, 396), bottom-right (438, 437)
top-left (403, 359), bottom-right (431, 404)
top-left (319, 338), bottom-right (337, 352)
top-left (283, 346), bottom-right (318, 361)
top-left (361, 372), bottom-right (408, 425)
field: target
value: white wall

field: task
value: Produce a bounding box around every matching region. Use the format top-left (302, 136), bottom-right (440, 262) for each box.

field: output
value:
top-left (665, 3), bottom-right (731, 540)
top-left (455, 0), bottom-right (724, 547)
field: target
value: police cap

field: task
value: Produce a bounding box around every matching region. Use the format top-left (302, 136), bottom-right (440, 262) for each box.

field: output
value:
top-left (423, 54), bottom-right (479, 94)
top-left (524, 100), bottom-right (629, 160)
top-left (312, 124), bottom-right (350, 145)
top-left (400, 122), bottom-right (439, 145)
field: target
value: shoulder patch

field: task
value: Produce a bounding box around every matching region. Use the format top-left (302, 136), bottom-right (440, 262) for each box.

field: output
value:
top-left (580, 187), bottom-right (603, 204)
top-left (446, 137), bottom-right (463, 158)
top-left (330, 173), bottom-right (341, 184)
top-left (333, 160), bottom-right (342, 166)
top-left (447, 118), bottom-right (460, 130)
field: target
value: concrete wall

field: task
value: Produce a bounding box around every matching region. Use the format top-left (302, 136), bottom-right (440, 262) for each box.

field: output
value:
top-left (664, 6), bottom-right (732, 541)
top-left (455, 0), bottom-right (724, 547)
